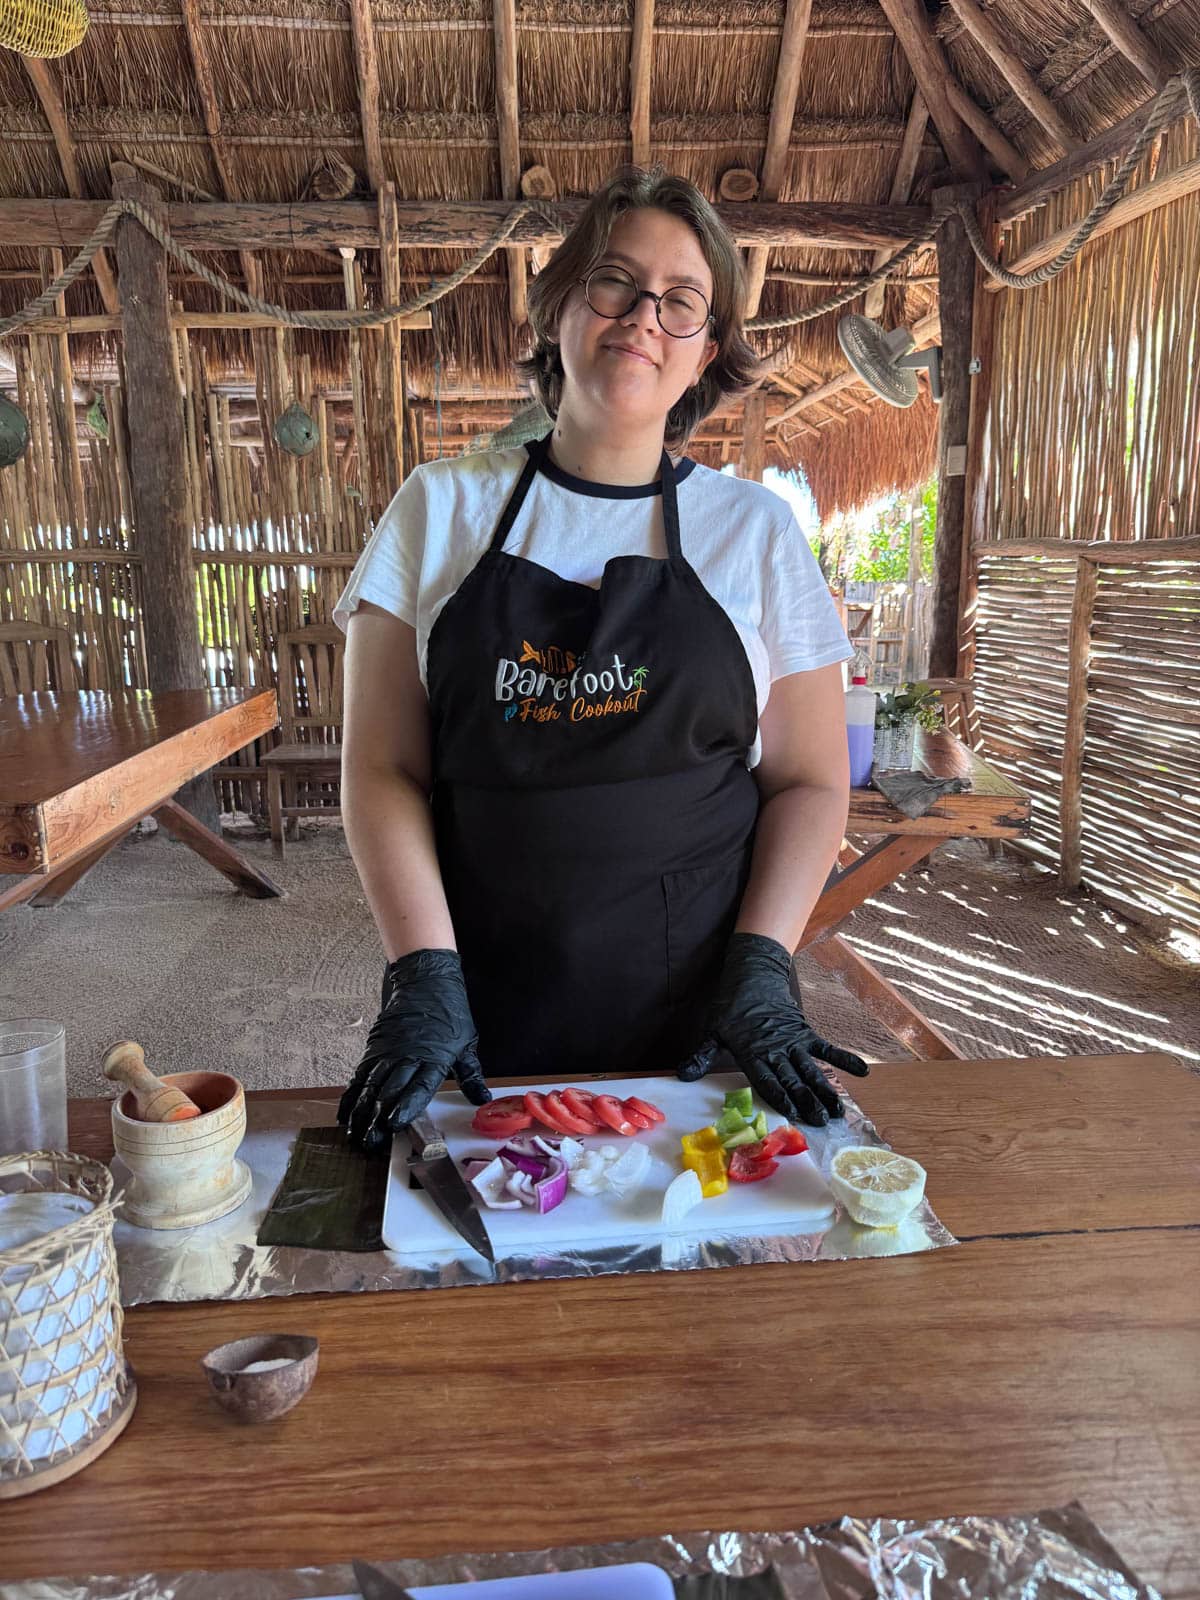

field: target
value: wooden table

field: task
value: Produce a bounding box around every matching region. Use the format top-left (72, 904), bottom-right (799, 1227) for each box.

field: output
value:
top-left (1, 1052), bottom-right (1195, 1595)
top-left (809, 726), bottom-right (1031, 1061)
top-left (0, 688), bottom-right (281, 912)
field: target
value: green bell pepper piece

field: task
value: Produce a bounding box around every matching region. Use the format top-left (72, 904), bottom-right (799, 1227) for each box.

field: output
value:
top-left (723, 1086), bottom-right (754, 1120)
top-left (721, 1125), bottom-right (762, 1150)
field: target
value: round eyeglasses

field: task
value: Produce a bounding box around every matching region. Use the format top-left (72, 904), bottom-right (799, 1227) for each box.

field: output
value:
top-left (578, 265), bottom-right (714, 340)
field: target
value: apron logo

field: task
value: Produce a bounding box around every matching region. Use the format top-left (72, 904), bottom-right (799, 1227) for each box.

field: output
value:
top-left (495, 645), bottom-right (649, 725)
top-left (520, 639), bottom-right (577, 675)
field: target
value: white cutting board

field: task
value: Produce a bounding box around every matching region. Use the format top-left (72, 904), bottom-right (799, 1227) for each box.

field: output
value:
top-left (383, 1073), bottom-right (834, 1259)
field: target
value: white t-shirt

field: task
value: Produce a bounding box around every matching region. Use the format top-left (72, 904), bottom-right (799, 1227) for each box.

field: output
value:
top-left (333, 444), bottom-right (853, 767)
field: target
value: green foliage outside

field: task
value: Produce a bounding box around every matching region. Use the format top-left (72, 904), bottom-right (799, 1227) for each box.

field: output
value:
top-left (812, 478), bottom-right (938, 584)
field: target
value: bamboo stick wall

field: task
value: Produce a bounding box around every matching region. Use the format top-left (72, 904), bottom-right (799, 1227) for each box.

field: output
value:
top-left (0, 321), bottom-right (390, 813)
top-left (966, 123), bottom-right (1200, 947)
top-left (981, 119), bottom-right (1200, 543)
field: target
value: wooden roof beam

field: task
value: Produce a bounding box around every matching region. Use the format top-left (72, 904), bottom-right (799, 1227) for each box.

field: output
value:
top-left (2, 198), bottom-right (933, 251)
top-left (180, 0), bottom-right (262, 297)
top-left (1076, 0), bottom-right (1170, 88)
top-left (864, 89), bottom-right (929, 319)
top-left (347, 0), bottom-right (385, 191)
top-left (630, 0), bottom-right (654, 167)
top-left (492, 0), bottom-right (527, 326)
top-left (944, 0), bottom-right (1080, 155)
top-left (877, 0), bottom-right (987, 180)
top-left (20, 58), bottom-right (120, 316)
top-left (943, 78), bottom-right (1030, 181)
top-left (745, 0), bottom-right (814, 319)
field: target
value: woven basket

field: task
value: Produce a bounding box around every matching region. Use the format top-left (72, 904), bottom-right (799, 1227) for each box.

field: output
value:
top-left (0, 1151), bottom-right (136, 1499)
top-left (0, 0), bottom-right (89, 57)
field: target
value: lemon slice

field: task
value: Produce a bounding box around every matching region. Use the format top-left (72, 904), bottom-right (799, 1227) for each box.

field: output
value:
top-left (829, 1145), bottom-right (927, 1228)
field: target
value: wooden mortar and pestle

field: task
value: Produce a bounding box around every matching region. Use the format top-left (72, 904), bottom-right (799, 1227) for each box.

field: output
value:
top-left (102, 1041), bottom-right (203, 1122)
top-left (103, 1041), bottom-right (252, 1230)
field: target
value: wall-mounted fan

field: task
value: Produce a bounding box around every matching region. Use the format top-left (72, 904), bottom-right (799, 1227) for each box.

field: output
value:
top-left (837, 315), bottom-right (943, 408)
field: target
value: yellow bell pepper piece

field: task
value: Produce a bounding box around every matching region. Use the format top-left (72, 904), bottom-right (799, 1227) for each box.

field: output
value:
top-left (681, 1127), bottom-right (729, 1198)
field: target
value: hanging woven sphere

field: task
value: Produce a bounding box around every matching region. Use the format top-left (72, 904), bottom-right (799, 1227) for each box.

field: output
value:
top-left (0, 394), bottom-right (31, 470)
top-left (273, 401), bottom-right (318, 457)
top-left (86, 395), bottom-right (109, 441)
top-left (0, 0), bottom-right (89, 58)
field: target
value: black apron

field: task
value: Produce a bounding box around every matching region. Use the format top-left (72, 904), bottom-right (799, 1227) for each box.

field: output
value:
top-left (426, 431), bottom-right (760, 1077)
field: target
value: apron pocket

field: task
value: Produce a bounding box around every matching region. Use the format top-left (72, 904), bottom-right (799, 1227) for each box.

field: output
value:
top-left (663, 847), bottom-right (750, 1008)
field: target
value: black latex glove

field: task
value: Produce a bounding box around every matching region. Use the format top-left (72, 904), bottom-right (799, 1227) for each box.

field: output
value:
top-left (339, 948), bottom-right (491, 1151)
top-left (676, 932), bottom-right (870, 1126)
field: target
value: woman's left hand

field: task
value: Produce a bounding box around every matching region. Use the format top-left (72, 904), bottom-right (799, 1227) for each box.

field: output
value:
top-left (675, 931), bottom-right (869, 1125)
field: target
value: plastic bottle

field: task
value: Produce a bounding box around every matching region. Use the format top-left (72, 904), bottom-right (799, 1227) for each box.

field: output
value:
top-left (845, 666), bottom-right (877, 788)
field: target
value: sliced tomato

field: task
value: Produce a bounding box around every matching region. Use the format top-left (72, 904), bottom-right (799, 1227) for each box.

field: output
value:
top-left (591, 1093), bottom-right (638, 1137)
top-left (761, 1125), bottom-right (808, 1159)
top-left (471, 1100), bottom-right (532, 1139)
top-left (522, 1091), bottom-right (566, 1132)
top-left (561, 1088), bottom-right (604, 1130)
top-left (542, 1091), bottom-right (595, 1136)
top-left (620, 1107), bottom-right (659, 1132)
top-left (623, 1095), bottom-right (665, 1125)
top-left (484, 1095), bottom-right (532, 1122)
top-left (728, 1144), bottom-right (779, 1184)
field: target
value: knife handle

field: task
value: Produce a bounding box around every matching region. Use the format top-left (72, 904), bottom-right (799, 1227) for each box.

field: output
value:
top-left (407, 1115), bottom-right (447, 1161)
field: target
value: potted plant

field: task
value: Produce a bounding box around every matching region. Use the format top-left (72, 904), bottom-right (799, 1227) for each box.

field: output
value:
top-left (873, 683), bottom-right (943, 771)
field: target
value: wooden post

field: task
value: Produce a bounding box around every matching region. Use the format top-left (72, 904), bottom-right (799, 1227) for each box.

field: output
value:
top-left (111, 162), bottom-right (220, 831)
top-left (957, 192), bottom-right (999, 682)
top-left (905, 483), bottom-right (925, 681)
top-left (740, 391), bottom-right (766, 482)
top-left (1060, 557), bottom-right (1098, 889)
top-left (927, 183), bottom-right (980, 680)
top-left (377, 182), bottom-right (407, 499)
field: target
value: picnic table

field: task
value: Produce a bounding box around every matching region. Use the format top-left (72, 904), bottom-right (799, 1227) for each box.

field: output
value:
top-left (1, 1051), bottom-right (1195, 1595)
top-left (818, 725), bottom-right (1031, 1060)
top-left (0, 688), bottom-right (280, 913)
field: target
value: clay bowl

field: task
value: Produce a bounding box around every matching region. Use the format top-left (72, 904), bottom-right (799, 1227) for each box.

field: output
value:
top-left (112, 1070), bottom-right (251, 1230)
top-left (201, 1333), bottom-right (319, 1423)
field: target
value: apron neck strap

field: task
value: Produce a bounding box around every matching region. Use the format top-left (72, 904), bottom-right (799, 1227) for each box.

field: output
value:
top-left (490, 431), bottom-right (687, 570)
top-left (658, 446), bottom-right (685, 572)
top-left (488, 431), bottom-right (548, 554)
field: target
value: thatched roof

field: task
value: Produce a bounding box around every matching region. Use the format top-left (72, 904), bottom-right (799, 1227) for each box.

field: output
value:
top-left (1, 0), bottom-right (1197, 512)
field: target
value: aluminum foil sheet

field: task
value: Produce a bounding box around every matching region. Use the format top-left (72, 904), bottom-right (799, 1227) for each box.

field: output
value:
top-left (109, 1095), bottom-right (954, 1307)
top-left (0, 1504), bottom-right (1159, 1599)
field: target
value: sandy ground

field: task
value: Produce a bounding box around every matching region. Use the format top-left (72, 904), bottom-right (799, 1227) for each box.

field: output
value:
top-left (1, 824), bottom-right (1196, 1100)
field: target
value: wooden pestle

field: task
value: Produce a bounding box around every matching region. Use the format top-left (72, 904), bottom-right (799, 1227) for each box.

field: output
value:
top-left (102, 1041), bottom-right (203, 1123)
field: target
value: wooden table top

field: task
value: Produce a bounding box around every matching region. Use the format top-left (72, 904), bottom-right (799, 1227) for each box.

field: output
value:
top-left (848, 727), bottom-right (1031, 838)
top-left (2, 1052), bottom-right (1196, 1594)
top-left (0, 688), bottom-right (277, 874)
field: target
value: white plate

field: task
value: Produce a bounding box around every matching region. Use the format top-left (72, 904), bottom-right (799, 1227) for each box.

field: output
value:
top-left (313, 1562), bottom-right (674, 1599)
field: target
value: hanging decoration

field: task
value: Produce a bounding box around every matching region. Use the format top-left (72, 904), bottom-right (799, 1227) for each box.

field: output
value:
top-left (273, 401), bottom-right (318, 458)
top-left (86, 394), bottom-right (109, 440)
top-left (0, 394), bottom-right (31, 469)
top-left (0, 0), bottom-right (89, 58)
top-left (488, 400), bottom-right (551, 453)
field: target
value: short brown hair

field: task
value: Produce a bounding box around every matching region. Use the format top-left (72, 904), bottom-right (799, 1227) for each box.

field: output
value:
top-left (516, 166), bottom-right (763, 453)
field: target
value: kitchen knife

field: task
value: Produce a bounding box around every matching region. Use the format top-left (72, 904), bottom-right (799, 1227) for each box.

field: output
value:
top-left (406, 1114), bottom-right (496, 1264)
top-left (350, 1557), bottom-right (418, 1600)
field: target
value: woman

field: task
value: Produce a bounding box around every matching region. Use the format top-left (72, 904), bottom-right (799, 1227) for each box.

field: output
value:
top-left (335, 166), bottom-right (867, 1152)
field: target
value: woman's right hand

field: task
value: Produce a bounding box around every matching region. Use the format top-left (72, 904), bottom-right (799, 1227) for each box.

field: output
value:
top-left (339, 948), bottom-right (491, 1151)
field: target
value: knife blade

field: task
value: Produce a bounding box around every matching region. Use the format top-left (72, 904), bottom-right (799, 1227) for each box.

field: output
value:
top-left (406, 1114), bottom-right (495, 1264)
top-left (351, 1556), bottom-right (418, 1600)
